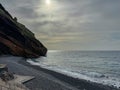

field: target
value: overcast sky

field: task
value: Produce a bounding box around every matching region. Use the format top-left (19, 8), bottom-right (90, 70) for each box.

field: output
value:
top-left (1, 0), bottom-right (120, 50)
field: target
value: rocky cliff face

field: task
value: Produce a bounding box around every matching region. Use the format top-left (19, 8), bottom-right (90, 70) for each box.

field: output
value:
top-left (0, 4), bottom-right (47, 58)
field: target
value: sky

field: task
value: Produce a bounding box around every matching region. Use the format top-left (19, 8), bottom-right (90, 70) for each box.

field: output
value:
top-left (1, 0), bottom-right (120, 50)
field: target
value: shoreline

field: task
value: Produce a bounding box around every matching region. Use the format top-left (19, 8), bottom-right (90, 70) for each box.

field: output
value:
top-left (0, 56), bottom-right (79, 90)
top-left (0, 56), bottom-right (119, 90)
top-left (19, 59), bottom-right (119, 90)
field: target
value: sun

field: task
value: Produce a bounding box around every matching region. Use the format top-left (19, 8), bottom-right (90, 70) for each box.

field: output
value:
top-left (46, 0), bottom-right (51, 5)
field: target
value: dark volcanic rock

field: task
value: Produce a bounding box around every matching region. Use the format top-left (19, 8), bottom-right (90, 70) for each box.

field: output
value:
top-left (0, 3), bottom-right (47, 58)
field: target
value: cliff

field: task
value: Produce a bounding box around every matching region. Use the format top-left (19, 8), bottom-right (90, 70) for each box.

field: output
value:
top-left (0, 4), bottom-right (47, 58)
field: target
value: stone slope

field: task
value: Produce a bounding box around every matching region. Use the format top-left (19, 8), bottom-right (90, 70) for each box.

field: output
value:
top-left (0, 4), bottom-right (47, 58)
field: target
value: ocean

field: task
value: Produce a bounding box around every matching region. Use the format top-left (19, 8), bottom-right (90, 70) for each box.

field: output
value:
top-left (27, 51), bottom-right (120, 88)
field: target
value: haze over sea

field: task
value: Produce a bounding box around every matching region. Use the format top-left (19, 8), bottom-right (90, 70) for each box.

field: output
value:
top-left (27, 51), bottom-right (120, 88)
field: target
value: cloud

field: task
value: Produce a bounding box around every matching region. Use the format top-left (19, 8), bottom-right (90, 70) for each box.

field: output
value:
top-left (1, 0), bottom-right (120, 50)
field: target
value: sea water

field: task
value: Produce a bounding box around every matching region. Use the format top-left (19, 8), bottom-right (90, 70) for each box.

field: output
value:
top-left (27, 51), bottom-right (120, 88)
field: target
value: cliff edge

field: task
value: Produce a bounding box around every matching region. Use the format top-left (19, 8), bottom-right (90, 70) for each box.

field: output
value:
top-left (0, 4), bottom-right (47, 58)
